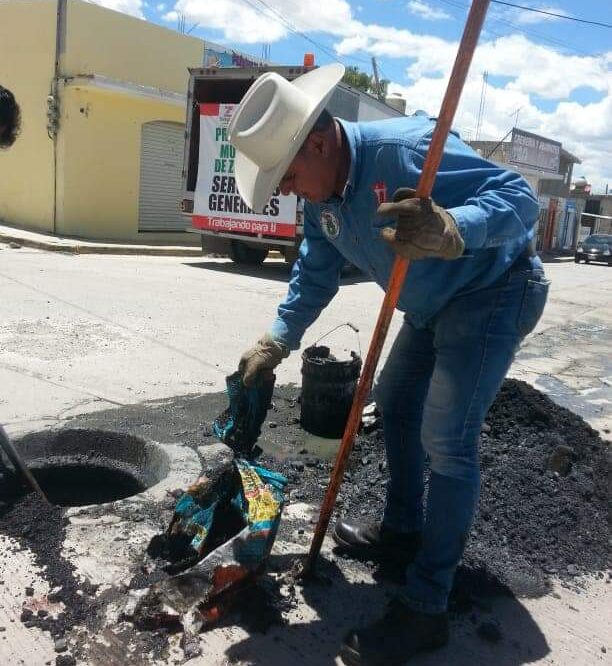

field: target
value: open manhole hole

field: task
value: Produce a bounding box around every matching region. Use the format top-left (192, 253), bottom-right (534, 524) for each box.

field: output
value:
top-left (0, 429), bottom-right (170, 507)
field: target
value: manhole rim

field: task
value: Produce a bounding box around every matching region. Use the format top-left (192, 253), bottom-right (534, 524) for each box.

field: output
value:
top-left (2, 428), bottom-right (202, 509)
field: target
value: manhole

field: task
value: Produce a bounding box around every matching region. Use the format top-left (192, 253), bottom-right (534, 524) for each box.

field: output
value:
top-left (0, 429), bottom-right (171, 507)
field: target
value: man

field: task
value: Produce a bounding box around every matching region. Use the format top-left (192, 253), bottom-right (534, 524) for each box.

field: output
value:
top-left (229, 65), bottom-right (548, 665)
top-left (0, 85), bottom-right (21, 148)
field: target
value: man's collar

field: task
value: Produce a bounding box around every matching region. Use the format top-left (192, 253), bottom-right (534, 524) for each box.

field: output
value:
top-left (337, 119), bottom-right (358, 201)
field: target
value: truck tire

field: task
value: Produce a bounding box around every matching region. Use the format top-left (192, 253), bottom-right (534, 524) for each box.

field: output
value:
top-left (229, 240), bottom-right (268, 265)
top-left (282, 247), bottom-right (300, 267)
top-left (200, 235), bottom-right (231, 256)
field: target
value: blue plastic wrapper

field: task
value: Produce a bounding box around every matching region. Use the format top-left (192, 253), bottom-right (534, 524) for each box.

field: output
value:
top-left (213, 370), bottom-right (275, 457)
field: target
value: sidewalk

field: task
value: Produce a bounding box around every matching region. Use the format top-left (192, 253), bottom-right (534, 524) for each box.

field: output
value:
top-left (0, 222), bottom-right (202, 257)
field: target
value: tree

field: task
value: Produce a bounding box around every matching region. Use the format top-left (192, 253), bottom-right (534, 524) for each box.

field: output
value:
top-left (342, 66), bottom-right (389, 99)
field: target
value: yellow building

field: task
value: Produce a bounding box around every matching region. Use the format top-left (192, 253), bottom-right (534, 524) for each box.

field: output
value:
top-left (0, 0), bottom-right (204, 243)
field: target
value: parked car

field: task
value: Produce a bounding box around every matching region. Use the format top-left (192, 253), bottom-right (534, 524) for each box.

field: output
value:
top-left (574, 234), bottom-right (612, 266)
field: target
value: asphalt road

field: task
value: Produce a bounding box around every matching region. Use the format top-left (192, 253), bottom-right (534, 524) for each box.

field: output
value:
top-left (0, 244), bottom-right (610, 664)
top-left (0, 246), bottom-right (610, 438)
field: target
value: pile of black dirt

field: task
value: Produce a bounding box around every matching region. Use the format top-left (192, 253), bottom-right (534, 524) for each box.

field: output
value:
top-left (263, 379), bottom-right (610, 598)
top-left (0, 494), bottom-right (100, 637)
top-left (465, 379), bottom-right (609, 594)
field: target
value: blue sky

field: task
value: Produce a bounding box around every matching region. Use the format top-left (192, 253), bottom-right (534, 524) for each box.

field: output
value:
top-left (101, 0), bottom-right (612, 190)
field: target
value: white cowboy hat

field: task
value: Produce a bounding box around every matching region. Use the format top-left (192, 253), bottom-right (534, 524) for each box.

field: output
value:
top-left (228, 63), bottom-right (345, 213)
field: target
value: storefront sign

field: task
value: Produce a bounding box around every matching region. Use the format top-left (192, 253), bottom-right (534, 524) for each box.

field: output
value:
top-left (510, 128), bottom-right (561, 174)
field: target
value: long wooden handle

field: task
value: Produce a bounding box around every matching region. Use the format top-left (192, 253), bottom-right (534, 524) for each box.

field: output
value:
top-left (306, 0), bottom-right (491, 569)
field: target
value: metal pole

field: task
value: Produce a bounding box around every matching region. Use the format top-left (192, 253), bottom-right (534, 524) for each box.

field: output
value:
top-left (0, 425), bottom-right (51, 506)
top-left (306, 0), bottom-right (491, 570)
top-left (371, 57), bottom-right (383, 101)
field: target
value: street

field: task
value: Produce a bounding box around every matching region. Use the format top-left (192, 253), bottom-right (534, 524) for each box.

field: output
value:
top-left (0, 244), bottom-right (610, 666)
top-left (1, 248), bottom-right (609, 437)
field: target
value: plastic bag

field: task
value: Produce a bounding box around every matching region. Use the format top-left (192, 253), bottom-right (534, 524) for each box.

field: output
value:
top-left (132, 457), bottom-right (287, 630)
top-left (213, 371), bottom-right (275, 457)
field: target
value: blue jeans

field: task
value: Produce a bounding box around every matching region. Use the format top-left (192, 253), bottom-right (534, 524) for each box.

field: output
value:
top-left (375, 260), bottom-right (549, 613)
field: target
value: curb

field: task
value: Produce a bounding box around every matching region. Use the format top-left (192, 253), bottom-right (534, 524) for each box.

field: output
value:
top-left (0, 231), bottom-right (202, 257)
top-left (0, 229), bottom-right (286, 260)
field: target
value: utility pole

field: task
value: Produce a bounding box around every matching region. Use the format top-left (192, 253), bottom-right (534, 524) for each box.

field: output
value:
top-left (371, 57), bottom-right (384, 101)
top-left (510, 106), bottom-right (523, 128)
top-left (475, 70), bottom-right (488, 141)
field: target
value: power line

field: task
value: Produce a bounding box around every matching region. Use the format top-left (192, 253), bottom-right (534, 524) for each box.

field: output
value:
top-left (241, 0), bottom-right (372, 67)
top-left (240, 0), bottom-right (340, 63)
top-left (490, 1), bottom-right (612, 28)
top-left (437, 0), bottom-right (592, 56)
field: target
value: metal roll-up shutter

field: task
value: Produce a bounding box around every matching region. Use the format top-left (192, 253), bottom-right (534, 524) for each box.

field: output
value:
top-left (138, 121), bottom-right (186, 231)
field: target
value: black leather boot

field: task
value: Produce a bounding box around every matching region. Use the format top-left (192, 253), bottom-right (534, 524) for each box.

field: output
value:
top-left (332, 519), bottom-right (421, 564)
top-left (340, 599), bottom-right (449, 665)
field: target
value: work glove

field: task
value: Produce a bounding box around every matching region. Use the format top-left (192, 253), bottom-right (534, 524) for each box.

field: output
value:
top-left (239, 333), bottom-right (289, 387)
top-left (378, 188), bottom-right (465, 261)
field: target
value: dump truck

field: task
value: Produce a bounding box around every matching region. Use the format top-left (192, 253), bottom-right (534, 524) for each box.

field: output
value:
top-left (181, 64), bottom-right (404, 265)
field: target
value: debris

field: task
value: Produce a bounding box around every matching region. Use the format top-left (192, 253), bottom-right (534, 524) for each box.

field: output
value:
top-left (547, 444), bottom-right (574, 476)
top-left (197, 443), bottom-right (234, 476)
top-left (55, 655), bottom-right (76, 666)
top-left (0, 495), bottom-right (97, 636)
top-left (20, 609), bottom-right (34, 622)
top-left (54, 637), bottom-right (68, 653)
top-left (361, 402), bottom-right (381, 434)
top-left (180, 631), bottom-right (202, 660)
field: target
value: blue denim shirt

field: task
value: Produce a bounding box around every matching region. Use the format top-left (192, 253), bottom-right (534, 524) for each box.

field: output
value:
top-left (271, 115), bottom-right (541, 350)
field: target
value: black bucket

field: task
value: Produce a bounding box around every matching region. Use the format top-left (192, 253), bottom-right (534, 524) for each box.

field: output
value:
top-left (300, 345), bottom-right (362, 438)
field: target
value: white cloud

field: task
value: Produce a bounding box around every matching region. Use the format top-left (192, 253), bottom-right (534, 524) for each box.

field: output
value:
top-left (87, 0), bottom-right (145, 19)
top-left (386, 60), bottom-right (612, 190)
top-left (156, 2), bottom-right (166, 10)
top-left (407, 0), bottom-right (450, 21)
top-left (167, 0), bottom-right (353, 43)
top-left (163, 0), bottom-right (611, 189)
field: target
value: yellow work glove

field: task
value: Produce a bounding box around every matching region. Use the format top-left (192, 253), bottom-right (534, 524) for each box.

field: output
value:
top-left (378, 188), bottom-right (465, 261)
top-left (239, 334), bottom-right (289, 387)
